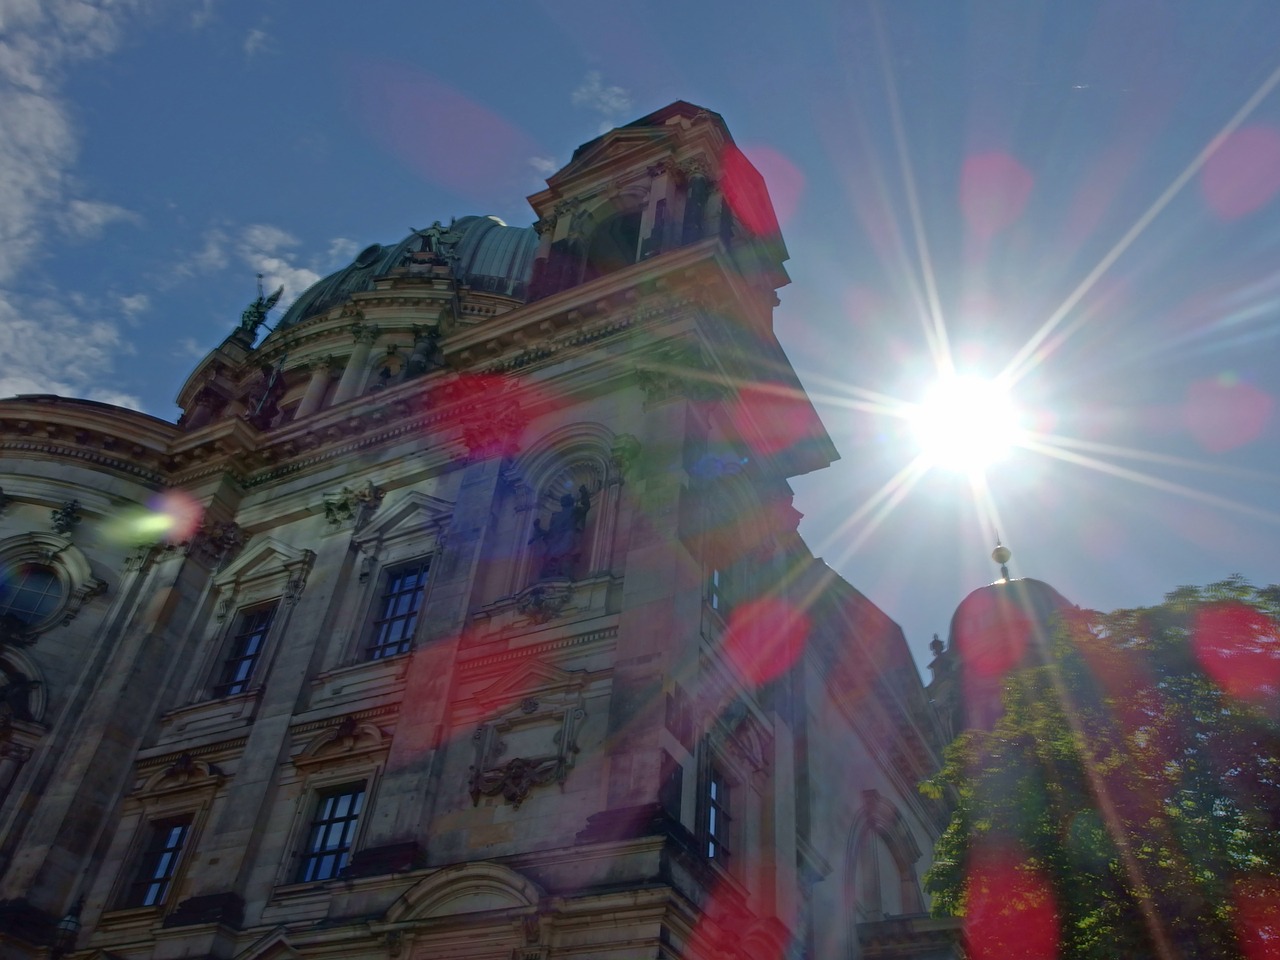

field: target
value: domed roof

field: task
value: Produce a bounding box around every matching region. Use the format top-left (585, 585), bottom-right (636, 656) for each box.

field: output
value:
top-left (278, 216), bottom-right (539, 328)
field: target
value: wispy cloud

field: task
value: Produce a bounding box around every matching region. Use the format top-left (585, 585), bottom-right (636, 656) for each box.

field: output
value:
top-left (325, 236), bottom-right (359, 265)
top-left (61, 198), bottom-right (141, 239)
top-left (529, 155), bottom-right (559, 177)
top-left (118, 292), bottom-right (150, 318)
top-left (238, 223), bottom-right (321, 306)
top-left (0, 0), bottom-right (164, 406)
top-left (243, 25), bottom-right (269, 57)
top-left (571, 71), bottom-right (633, 133)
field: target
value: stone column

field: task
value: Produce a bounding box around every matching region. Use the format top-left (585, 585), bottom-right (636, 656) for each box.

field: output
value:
top-left (0, 742), bottom-right (31, 809)
top-left (295, 356), bottom-right (337, 417)
top-left (332, 323), bottom-right (379, 405)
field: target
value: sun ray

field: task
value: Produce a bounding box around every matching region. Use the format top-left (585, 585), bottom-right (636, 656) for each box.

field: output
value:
top-left (966, 471), bottom-right (1008, 566)
top-left (1001, 58), bottom-right (1280, 387)
top-left (1021, 437), bottom-right (1280, 525)
top-left (817, 454), bottom-right (933, 570)
top-left (1029, 431), bottom-right (1280, 485)
top-left (870, 1), bottom-right (954, 378)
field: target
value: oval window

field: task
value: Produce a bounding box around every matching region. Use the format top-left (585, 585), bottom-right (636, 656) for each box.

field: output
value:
top-left (0, 563), bottom-right (65, 627)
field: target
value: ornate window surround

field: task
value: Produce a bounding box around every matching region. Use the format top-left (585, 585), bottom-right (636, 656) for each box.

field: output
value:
top-left (340, 491), bottom-right (452, 666)
top-left (99, 753), bottom-right (224, 924)
top-left (274, 717), bottom-right (388, 891)
top-left (188, 537), bottom-right (315, 703)
top-left (0, 532), bottom-right (106, 641)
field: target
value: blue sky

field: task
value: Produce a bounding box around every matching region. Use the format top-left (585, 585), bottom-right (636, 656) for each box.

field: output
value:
top-left (3, 0), bottom-right (1278, 669)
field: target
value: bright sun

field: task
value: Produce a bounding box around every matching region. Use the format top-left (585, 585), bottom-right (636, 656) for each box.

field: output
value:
top-left (910, 375), bottom-right (1021, 474)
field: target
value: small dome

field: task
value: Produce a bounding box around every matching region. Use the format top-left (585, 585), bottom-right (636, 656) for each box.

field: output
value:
top-left (278, 216), bottom-right (539, 328)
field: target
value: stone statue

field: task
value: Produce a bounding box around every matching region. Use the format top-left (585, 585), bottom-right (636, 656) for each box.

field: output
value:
top-left (239, 282), bottom-right (284, 337)
top-left (528, 484), bottom-right (591, 579)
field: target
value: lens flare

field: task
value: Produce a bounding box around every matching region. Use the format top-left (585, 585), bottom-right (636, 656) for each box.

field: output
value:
top-left (909, 375), bottom-right (1021, 474)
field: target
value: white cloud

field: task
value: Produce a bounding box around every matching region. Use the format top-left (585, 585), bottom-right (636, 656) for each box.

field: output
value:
top-left (119, 292), bottom-right (150, 317)
top-left (528, 155), bottom-right (558, 177)
top-left (238, 223), bottom-right (320, 307)
top-left (571, 71), bottom-right (632, 132)
top-left (243, 26), bottom-right (268, 57)
top-left (62, 197), bottom-right (140, 238)
top-left (174, 335), bottom-right (209, 359)
top-left (326, 236), bottom-right (358, 264)
top-left (0, 1), bottom-right (166, 410)
top-left (0, 293), bottom-right (140, 408)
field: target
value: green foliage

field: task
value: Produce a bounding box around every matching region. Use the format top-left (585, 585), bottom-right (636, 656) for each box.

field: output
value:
top-left (922, 578), bottom-right (1280, 959)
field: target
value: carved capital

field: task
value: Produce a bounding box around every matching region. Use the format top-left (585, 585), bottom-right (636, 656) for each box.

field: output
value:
top-left (533, 216), bottom-right (557, 237)
top-left (351, 321), bottom-right (381, 345)
top-left (323, 480), bottom-right (386, 530)
top-left (0, 487), bottom-right (12, 516)
top-left (183, 519), bottom-right (245, 567)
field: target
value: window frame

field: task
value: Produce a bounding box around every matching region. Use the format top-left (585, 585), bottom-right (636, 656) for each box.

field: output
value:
top-left (363, 556), bottom-right (432, 661)
top-left (0, 533), bottom-right (105, 638)
top-left (294, 780), bottom-right (367, 884)
top-left (121, 814), bottom-right (194, 909)
top-left (212, 600), bottom-right (279, 697)
top-left (704, 763), bottom-right (732, 862)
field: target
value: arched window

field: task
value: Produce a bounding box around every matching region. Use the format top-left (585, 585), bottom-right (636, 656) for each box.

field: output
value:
top-left (847, 791), bottom-right (925, 923)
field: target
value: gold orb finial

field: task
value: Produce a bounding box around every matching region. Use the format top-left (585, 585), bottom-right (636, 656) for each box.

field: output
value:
top-left (992, 535), bottom-right (1012, 581)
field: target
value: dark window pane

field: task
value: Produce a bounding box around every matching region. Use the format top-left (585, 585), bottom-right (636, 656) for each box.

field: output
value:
top-left (297, 783), bottom-right (365, 883)
top-left (125, 816), bottom-right (192, 907)
top-left (0, 564), bottom-right (64, 625)
top-left (214, 602), bottom-right (277, 697)
top-left (366, 559), bottom-right (430, 660)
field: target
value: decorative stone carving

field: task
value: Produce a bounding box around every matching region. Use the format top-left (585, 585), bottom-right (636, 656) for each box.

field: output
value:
top-left (62, 577), bottom-right (107, 625)
top-left (514, 579), bottom-right (573, 624)
top-left (609, 434), bottom-right (641, 480)
top-left (50, 500), bottom-right (81, 536)
top-left (469, 691), bottom-right (586, 809)
top-left (527, 486), bottom-right (590, 580)
top-left (459, 404), bottom-right (528, 462)
top-left (635, 342), bottom-right (725, 404)
top-left (183, 519), bottom-right (245, 567)
top-left (351, 320), bottom-right (381, 345)
top-left (323, 480), bottom-right (386, 530)
top-left (0, 487), bottom-right (11, 515)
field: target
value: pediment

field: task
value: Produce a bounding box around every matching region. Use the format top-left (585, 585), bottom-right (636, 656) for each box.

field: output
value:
top-left (213, 536), bottom-right (314, 589)
top-left (233, 928), bottom-right (298, 960)
top-left (352, 490), bottom-right (453, 550)
top-left (386, 862), bottom-right (540, 924)
top-left (472, 657), bottom-right (585, 712)
top-left (550, 127), bottom-right (673, 185)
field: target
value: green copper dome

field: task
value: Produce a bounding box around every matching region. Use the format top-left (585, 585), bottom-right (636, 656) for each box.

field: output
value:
top-left (278, 216), bottom-right (538, 328)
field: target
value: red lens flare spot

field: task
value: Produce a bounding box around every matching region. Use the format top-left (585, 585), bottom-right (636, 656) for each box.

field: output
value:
top-left (720, 144), bottom-right (784, 237)
top-left (1184, 375), bottom-right (1273, 453)
top-left (1192, 602), bottom-right (1280, 709)
top-left (1235, 875), bottom-right (1280, 960)
top-left (723, 597), bottom-right (809, 686)
top-left (952, 589), bottom-right (1032, 679)
top-left (964, 845), bottom-right (1060, 960)
top-left (350, 61), bottom-right (543, 202)
top-left (1201, 125), bottom-right (1280, 220)
top-left (959, 151), bottom-right (1035, 240)
top-left (150, 491), bottom-right (203, 544)
top-left (733, 381), bottom-right (822, 458)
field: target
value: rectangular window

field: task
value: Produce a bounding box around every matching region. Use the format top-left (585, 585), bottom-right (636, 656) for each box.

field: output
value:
top-left (707, 768), bottom-right (731, 861)
top-left (708, 567), bottom-right (730, 617)
top-left (366, 559), bottom-right (430, 660)
top-left (125, 815), bottom-right (192, 907)
top-left (214, 602), bottom-right (277, 697)
top-left (297, 783), bottom-right (365, 883)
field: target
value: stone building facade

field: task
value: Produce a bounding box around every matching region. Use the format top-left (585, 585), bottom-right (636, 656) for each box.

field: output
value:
top-left (0, 103), bottom-right (953, 960)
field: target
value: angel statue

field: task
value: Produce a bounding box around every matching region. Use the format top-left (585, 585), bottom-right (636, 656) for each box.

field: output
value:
top-left (239, 279), bottom-right (285, 338)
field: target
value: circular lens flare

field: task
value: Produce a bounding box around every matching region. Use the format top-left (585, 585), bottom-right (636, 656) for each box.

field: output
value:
top-left (910, 375), bottom-right (1020, 474)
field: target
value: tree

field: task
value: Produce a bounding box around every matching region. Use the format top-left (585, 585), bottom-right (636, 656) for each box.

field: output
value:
top-left (922, 577), bottom-right (1280, 960)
